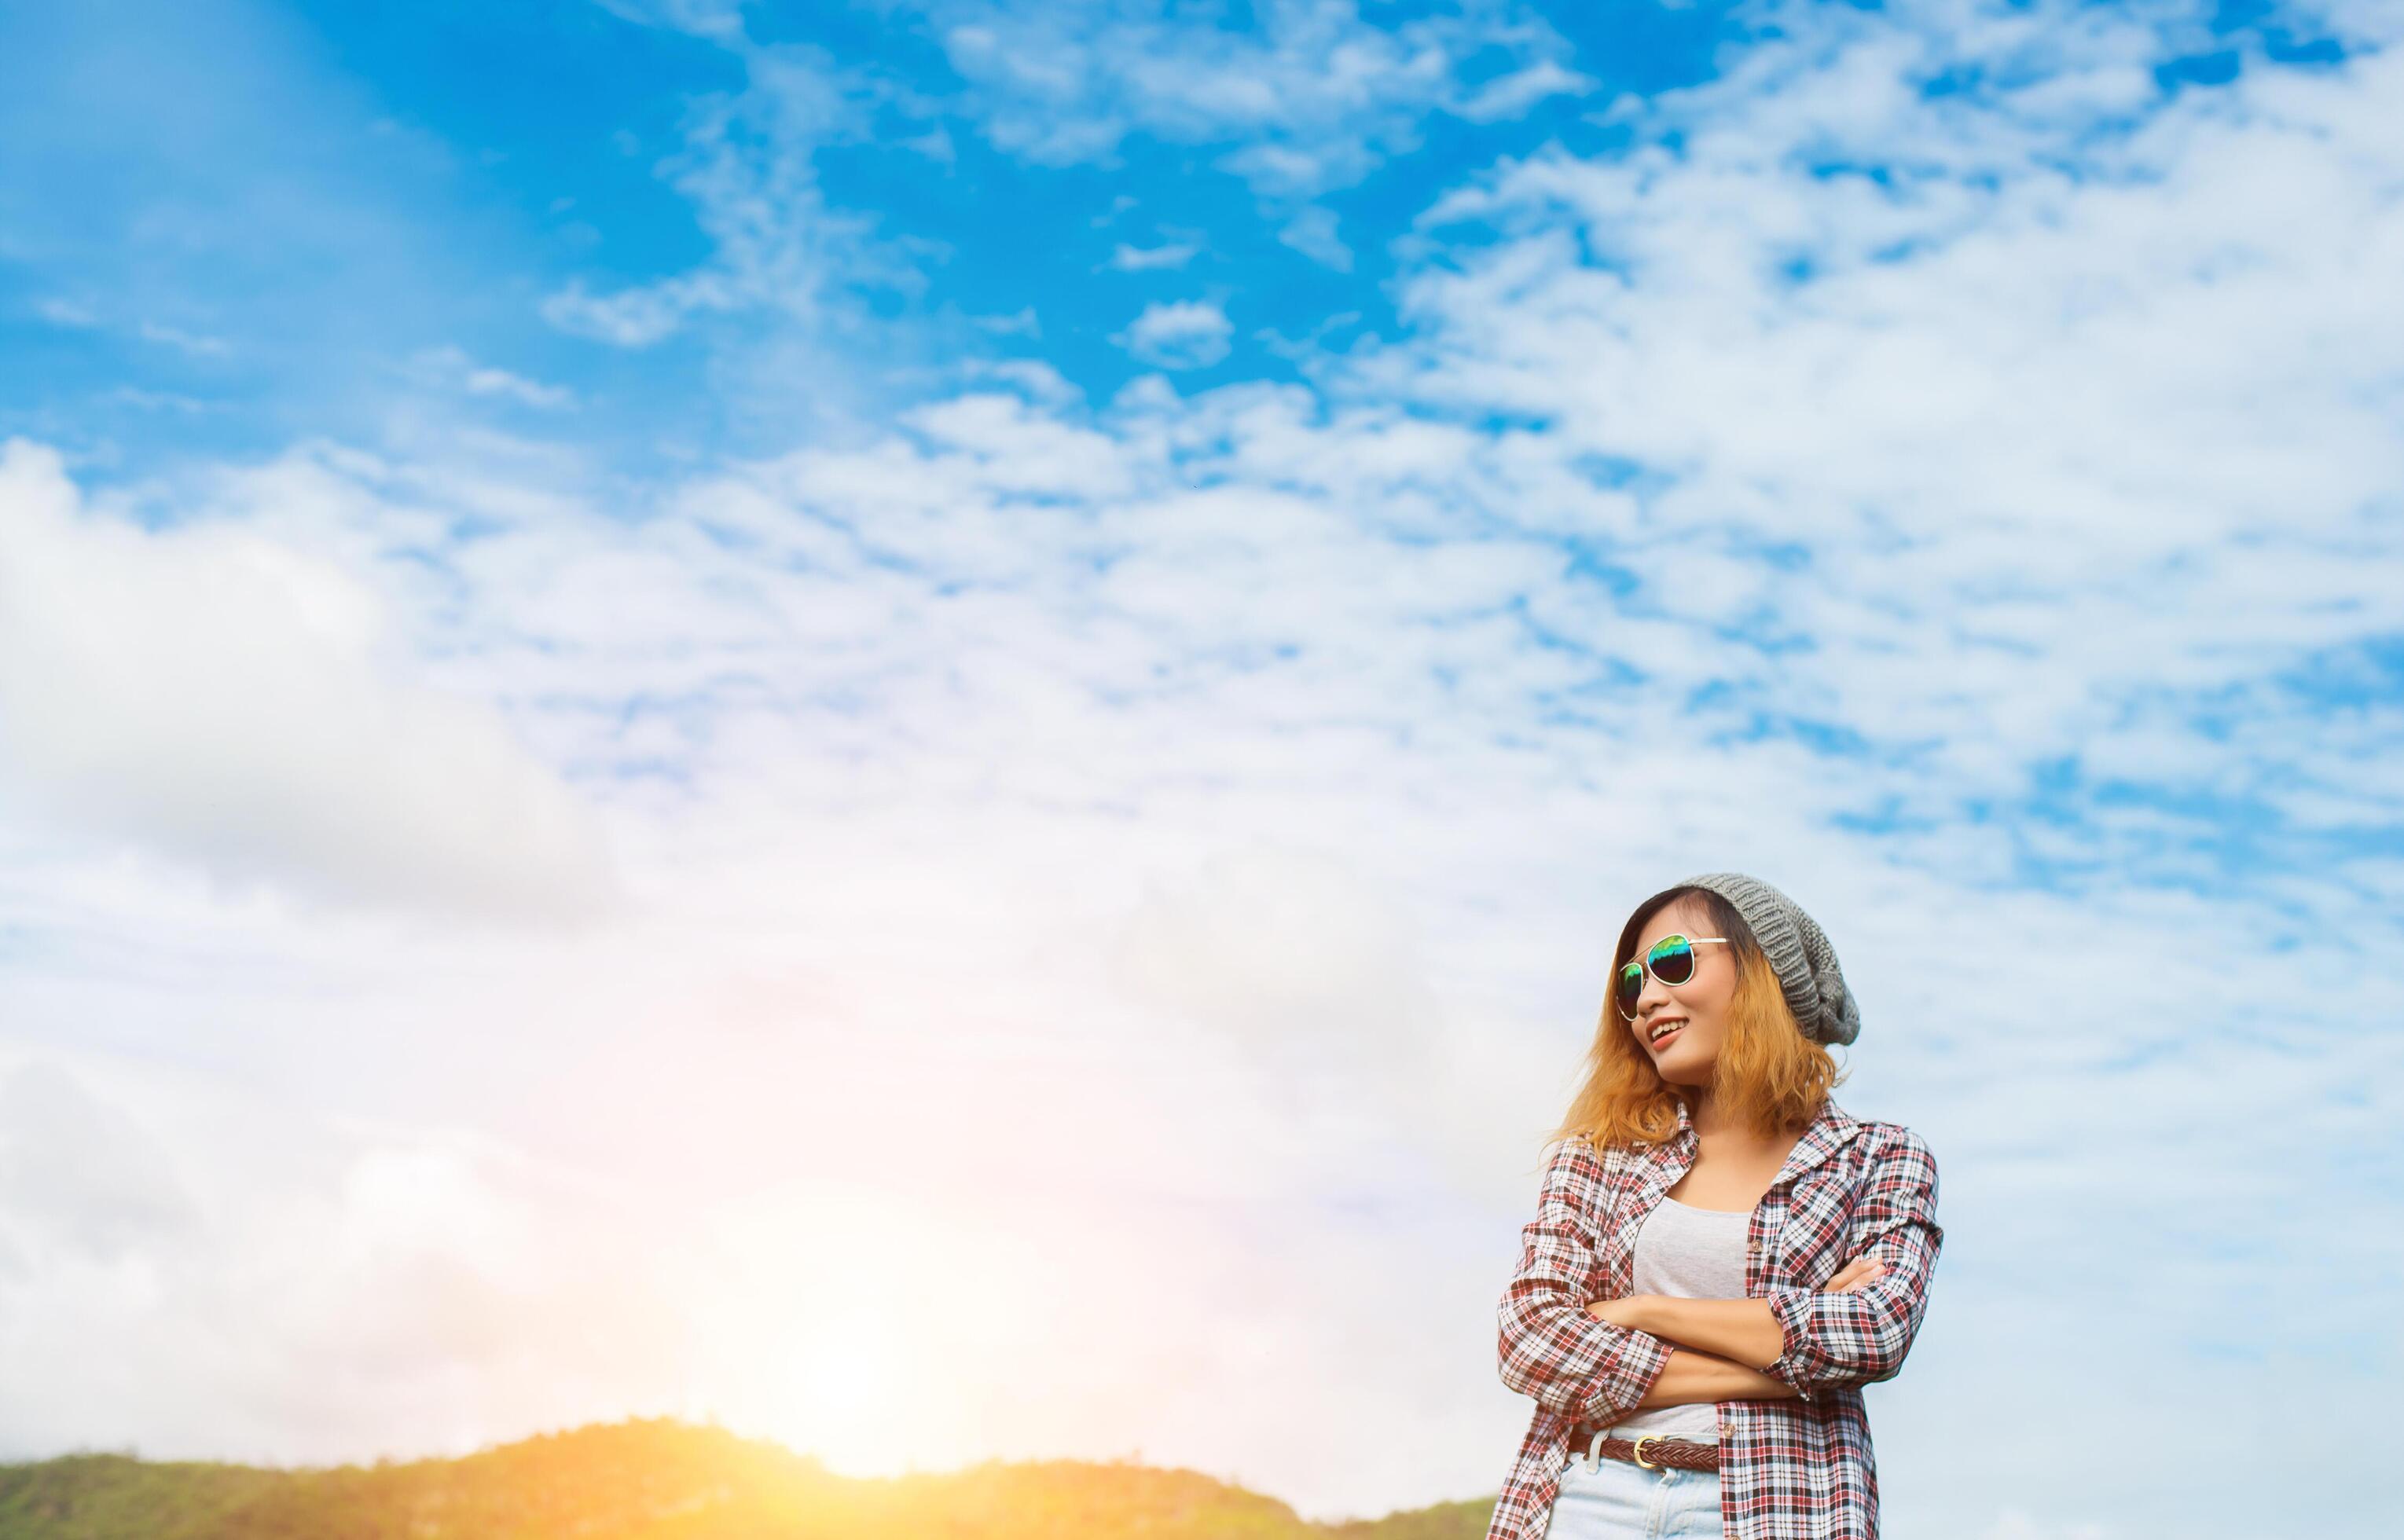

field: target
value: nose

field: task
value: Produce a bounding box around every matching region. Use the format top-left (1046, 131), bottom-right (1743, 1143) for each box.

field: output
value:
top-left (1634, 965), bottom-right (1675, 1023)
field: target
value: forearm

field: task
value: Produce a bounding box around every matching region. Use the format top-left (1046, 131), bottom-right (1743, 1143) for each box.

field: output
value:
top-left (1629, 1346), bottom-right (1800, 1409)
top-left (1626, 1296), bottom-right (1787, 1373)
top-left (1499, 1139), bottom-right (1679, 1423)
top-left (1502, 1300), bottom-right (1673, 1421)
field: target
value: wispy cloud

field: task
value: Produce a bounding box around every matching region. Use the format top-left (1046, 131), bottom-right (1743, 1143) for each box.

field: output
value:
top-left (135, 321), bottom-right (231, 358)
top-left (1277, 206), bottom-right (1352, 270)
top-left (412, 346), bottom-right (575, 409)
top-left (1113, 298), bottom-right (1235, 368)
top-left (540, 48), bottom-right (898, 350)
top-left (1107, 239), bottom-right (1201, 272)
top-left (901, 0), bottom-right (1587, 197)
top-left (1455, 57), bottom-right (1595, 123)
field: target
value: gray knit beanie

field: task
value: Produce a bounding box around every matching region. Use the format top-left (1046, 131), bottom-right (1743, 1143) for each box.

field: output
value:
top-left (1671, 871), bottom-right (1861, 1047)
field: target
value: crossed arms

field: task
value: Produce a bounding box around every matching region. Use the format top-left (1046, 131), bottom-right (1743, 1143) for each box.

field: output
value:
top-left (1496, 1130), bottom-right (1943, 1421)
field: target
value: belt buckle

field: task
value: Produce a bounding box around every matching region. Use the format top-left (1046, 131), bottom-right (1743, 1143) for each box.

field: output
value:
top-left (1631, 1434), bottom-right (1665, 1469)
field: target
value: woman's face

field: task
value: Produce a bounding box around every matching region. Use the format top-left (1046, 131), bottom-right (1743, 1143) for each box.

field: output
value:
top-left (1624, 897), bottom-right (1736, 1087)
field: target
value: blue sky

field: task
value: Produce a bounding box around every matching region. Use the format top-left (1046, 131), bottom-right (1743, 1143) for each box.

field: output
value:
top-left (2, 2), bottom-right (2401, 1537)
top-left (2, 0), bottom-right (1745, 469)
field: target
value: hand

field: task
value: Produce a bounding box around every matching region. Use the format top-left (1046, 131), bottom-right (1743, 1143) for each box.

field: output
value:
top-left (1822, 1255), bottom-right (1889, 1293)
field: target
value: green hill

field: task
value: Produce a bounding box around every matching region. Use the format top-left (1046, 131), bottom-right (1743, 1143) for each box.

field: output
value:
top-left (0, 1417), bottom-right (1496, 1539)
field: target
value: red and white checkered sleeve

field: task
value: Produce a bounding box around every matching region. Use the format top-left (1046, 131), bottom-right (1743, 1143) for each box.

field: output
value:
top-left (1764, 1125), bottom-right (1945, 1404)
top-left (1496, 1135), bottom-right (1674, 1423)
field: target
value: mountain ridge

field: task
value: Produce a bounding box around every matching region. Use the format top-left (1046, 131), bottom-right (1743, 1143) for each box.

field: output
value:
top-left (0, 1416), bottom-right (1496, 1538)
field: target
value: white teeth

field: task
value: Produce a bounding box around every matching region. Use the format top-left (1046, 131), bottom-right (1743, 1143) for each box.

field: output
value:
top-left (1650, 1021), bottom-right (1683, 1043)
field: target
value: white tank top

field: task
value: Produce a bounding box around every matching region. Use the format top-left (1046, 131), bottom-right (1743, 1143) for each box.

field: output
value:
top-left (1599, 1195), bottom-right (1752, 1443)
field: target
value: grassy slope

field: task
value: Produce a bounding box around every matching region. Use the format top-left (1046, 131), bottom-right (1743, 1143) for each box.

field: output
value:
top-left (0, 1419), bottom-right (1497, 1540)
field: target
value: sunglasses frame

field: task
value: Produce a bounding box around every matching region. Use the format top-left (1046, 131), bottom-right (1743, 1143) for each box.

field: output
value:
top-left (1616, 934), bottom-right (1731, 1021)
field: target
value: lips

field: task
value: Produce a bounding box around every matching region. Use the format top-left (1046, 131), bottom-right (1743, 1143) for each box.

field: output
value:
top-left (1648, 1019), bottom-right (1686, 1050)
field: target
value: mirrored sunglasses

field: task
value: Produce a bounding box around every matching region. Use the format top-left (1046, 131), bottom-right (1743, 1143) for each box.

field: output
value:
top-left (1616, 933), bottom-right (1731, 1020)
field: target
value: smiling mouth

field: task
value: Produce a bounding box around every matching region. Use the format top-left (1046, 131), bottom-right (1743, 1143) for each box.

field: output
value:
top-left (1648, 1021), bottom-right (1685, 1049)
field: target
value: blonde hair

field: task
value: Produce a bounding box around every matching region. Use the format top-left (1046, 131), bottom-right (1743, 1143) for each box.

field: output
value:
top-left (1549, 884), bottom-right (1847, 1153)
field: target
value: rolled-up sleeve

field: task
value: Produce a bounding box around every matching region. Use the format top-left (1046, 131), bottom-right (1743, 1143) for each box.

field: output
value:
top-left (1496, 1136), bottom-right (1674, 1422)
top-left (1764, 1127), bottom-right (1944, 1404)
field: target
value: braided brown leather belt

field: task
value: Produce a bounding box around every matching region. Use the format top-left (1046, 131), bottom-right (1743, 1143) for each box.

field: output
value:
top-left (1562, 1421), bottom-right (1721, 1473)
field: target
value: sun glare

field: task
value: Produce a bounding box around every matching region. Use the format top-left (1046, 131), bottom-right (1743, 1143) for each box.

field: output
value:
top-left (677, 1180), bottom-right (947, 1478)
top-left (773, 1302), bottom-right (914, 1474)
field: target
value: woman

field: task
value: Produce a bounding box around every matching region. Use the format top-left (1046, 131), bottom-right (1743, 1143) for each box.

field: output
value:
top-left (1483, 872), bottom-right (1944, 1540)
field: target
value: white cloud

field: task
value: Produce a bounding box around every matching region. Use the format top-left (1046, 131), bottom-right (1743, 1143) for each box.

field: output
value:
top-left (1380, 0), bottom-right (2404, 820)
top-left (411, 346), bottom-right (574, 409)
top-left (1454, 57), bottom-right (1595, 123)
top-left (1109, 842), bottom-right (1437, 1058)
top-left (1114, 299), bottom-right (1234, 368)
top-left (0, 1061), bottom-right (199, 1263)
top-left (1277, 205), bottom-right (1353, 270)
top-left (462, 367), bottom-right (571, 409)
top-left (26, 300), bottom-right (229, 357)
top-left (33, 297), bottom-right (99, 328)
top-left (539, 47), bottom-right (898, 350)
top-left (1107, 239), bottom-right (1201, 271)
top-left (0, 1052), bottom-right (692, 1465)
top-left (0, 440), bottom-right (620, 921)
top-left (927, 0), bottom-right (1580, 197)
top-left (971, 305), bottom-right (1042, 336)
top-left (542, 273), bottom-right (725, 347)
top-left (135, 321), bottom-right (231, 358)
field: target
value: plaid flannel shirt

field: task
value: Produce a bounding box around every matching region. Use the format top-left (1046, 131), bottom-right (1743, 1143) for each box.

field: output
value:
top-left (1485, 1094), bottom-right (1943, 1540)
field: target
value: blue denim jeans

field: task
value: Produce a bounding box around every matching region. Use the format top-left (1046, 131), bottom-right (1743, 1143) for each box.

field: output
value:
top-left (1539, 1439), bottom-right (1723, 1539)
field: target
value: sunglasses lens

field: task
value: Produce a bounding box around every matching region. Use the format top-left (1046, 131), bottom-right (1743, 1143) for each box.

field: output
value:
top-left (1650, 936), bottom-right (1697, 986)
top-left (1617, 962), bottom-right (1644, 1014)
